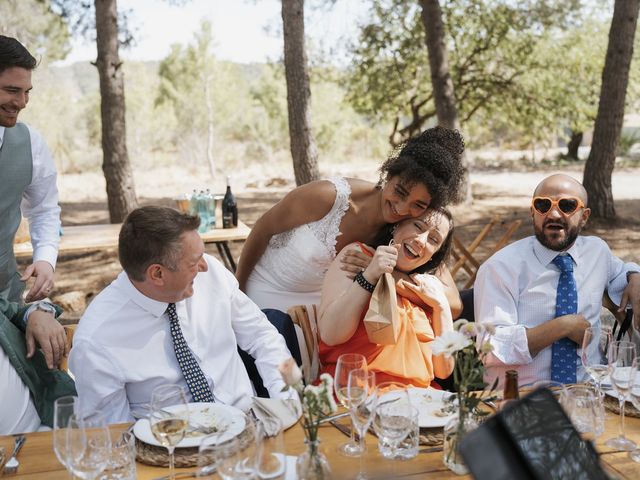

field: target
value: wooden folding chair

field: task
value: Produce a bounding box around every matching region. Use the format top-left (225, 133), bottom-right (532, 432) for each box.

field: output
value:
top-left (287, 304), bottom-right (321, 384)
top-left (451, 216), bottom-right (522, 289)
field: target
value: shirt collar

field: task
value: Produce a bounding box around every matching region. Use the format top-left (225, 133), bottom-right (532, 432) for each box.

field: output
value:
top-left (0, 126), bottom-right (5, 147)
top-left (532, 236), bottom-right (581, 269)
top-left (116, 271), bottom-right (170, 318)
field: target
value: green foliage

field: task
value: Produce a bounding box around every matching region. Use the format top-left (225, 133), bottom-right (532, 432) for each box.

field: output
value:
top-left (345, 0), bottom-right (608, 147)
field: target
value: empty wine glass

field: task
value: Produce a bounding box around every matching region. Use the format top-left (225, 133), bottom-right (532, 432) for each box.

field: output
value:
top-left (628, 356), bottom-right (640, 462)
top-left (605, 340), bottom-right (637, 451)
top-left (348, 369), bottom-right (377, 479)
top-left (581, 325), bottom-right (613, 395)
top-left (53, 395), bottom-right (77, 473)
top-left (149, 384), bottom-right (189, 480)
top-left (66, 413), bottom-right (111, 480)
top-left (333, 353), bottom-right (367, 456)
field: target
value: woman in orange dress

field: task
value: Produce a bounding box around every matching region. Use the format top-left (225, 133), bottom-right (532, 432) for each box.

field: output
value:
top-left (318, 208), bottom-right (455, 387)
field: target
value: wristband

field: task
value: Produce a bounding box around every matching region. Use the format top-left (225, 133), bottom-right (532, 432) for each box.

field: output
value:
top-left (354, 271), bottom-right (375, 293)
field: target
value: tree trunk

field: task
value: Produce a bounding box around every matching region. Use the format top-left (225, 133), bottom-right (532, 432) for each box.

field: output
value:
top-left (282, 0), bottom-right (319, 186)
top-left (566, 130), bottom-right (583, 160)
top-left (202, 70), bottom-right (216, 178)
top-left (94, 0), bottom-right (138, 223)
top-left (583, 0), bottom-right (639, 219)
top-left (419, 0), bottom-right (471, 203)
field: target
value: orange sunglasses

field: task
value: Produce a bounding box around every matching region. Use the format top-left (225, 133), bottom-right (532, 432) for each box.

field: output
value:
top-left (531, 196), bottom-right (585, 216)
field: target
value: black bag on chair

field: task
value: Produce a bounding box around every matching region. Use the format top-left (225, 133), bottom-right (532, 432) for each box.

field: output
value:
top-left (459, 388), bottom-right (607, 480)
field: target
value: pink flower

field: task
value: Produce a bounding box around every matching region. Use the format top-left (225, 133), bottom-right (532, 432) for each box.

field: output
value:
top-left (279, 358), bottom-right (303, 386)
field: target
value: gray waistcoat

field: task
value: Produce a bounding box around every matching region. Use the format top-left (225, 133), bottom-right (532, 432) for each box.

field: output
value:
top-left (0, 123), bottom-right (32, 302)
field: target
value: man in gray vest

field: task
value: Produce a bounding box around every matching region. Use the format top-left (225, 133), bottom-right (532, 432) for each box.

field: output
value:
top-left (1, 36), bottom-right (67, 367)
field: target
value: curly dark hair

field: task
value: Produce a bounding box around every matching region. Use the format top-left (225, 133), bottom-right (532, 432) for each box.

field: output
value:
top-left (371, 207), bottom-right (454, 275)
top-left (0, 36), bottom-right (37, 75)
top-left (377, 126), bottom-right (465, 209)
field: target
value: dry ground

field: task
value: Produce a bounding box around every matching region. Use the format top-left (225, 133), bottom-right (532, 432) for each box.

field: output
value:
top-left (19, 164), bottom-right (639, 320)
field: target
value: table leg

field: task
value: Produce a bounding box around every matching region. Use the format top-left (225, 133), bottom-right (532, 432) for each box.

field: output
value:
top-left (215, 242), bottom-right (237, 272)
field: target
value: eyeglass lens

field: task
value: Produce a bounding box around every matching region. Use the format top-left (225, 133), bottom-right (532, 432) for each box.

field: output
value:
top-left (534, 198), bottom-right (580, 214)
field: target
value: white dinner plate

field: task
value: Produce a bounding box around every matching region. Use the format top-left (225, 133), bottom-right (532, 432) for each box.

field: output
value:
top-left (133, 402), bottom-right (246, 448)
top-left (379, 387), bottom-right (454, 428)
top-left (407, 387), bottom-right (455, 428)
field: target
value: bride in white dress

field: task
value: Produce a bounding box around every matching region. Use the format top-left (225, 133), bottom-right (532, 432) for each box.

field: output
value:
top-left (236, 127), bottom-right (466, 314)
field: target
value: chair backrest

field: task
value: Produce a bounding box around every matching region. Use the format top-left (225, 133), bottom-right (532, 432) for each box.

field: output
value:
top-left (60, 324), bottom-right (76, 372)
top-left (287, 304), bottom-right (321, 384)
top-left (452, 216), bottom-right (522, 289)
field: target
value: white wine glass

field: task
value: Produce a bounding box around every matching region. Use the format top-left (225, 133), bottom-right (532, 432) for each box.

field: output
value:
top-left (53, 395), bottom-right (77, 473)
top-left (605, 341), bottom-right (637, 451)
top-left (65, 413), bottom-right (111, 480)
top-left (149, 384), bottom-right (189, 480)
top-left (627, 356), bottom-right (640, 462)
top-left (334, 353), bottom-right (367, 456)
top-left (581, 325), bottom-right (612, 395)
top-left (348, 369), bottom-right (377, 479)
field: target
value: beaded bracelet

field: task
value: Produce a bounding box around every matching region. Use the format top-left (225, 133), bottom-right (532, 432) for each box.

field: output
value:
top-left (354, 271), bottom-right (375, 293)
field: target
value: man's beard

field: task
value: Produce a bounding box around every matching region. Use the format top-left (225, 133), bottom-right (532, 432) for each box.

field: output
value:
top-left (534, 220), bottom-right (581, 251)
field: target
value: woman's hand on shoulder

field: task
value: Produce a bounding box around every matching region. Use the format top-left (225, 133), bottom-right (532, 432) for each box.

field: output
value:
top-left (402, 273), bottom-right (449, 310)
top-left (340, 246), bottom-right (374, 279)
top-left (363, 245), bottom-right (397, 285)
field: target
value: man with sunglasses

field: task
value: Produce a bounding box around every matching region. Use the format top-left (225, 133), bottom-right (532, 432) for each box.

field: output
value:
top-left (474, 174), bottom-right (640, 388)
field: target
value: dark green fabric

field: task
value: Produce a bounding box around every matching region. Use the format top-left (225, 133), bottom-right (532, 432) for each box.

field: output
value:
top-left (0, 298), bottom-right (76, 427)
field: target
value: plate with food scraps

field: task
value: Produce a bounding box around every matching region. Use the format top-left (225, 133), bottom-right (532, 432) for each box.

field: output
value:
top-left (133, 402), bottom-right (246, 448)
top-left (408, 387), bottom-right (455, 428)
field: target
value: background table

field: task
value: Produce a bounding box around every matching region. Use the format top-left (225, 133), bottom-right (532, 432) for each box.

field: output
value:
top-left (2, 404), bottom-right (639, 479)
top-left (13, 221), bottom-right (250, 272)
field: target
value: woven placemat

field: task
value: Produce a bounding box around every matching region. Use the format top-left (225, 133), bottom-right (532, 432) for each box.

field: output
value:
top-left (136, 421), bottom-right (255, 467)
top-left (603, 394), bottom-right (640, 418)
top-left (419, 427), bottom-right (443, 446)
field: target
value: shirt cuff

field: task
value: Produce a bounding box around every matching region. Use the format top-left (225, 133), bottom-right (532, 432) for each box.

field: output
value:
top-left (22, 304), bottom-right (38, 327)
top-left (32, 245), bottom-right (58, 270)
top-left (485, 325), bottom-right (533, 366)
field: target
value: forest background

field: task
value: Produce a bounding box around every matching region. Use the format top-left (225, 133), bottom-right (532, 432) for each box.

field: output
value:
top-left (2, 0), bottom-right (639, 305)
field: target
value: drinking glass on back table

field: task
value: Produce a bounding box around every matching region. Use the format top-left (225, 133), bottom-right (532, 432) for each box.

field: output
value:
top-left (581, 326), bottom-right (613, 393)
top-left (334, 353), bottom-right (367, 456)
top-left (149, 384), bottom-right (189, 480)
top-left (53, 395), bottom-right (77, 472)
top-left (66, 413), bottom-right (111, 480)
top-left (605, 340), bottom-right (637, 451)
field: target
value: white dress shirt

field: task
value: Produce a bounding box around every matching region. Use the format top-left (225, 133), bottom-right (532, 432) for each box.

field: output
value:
top-left (69, 254), bottom-right (294, 424)
top-left (0, 346), bottom-right (40, 435)
top-left (0, 124), bottom-right (61, 268)
top-left (475, 235), bottom-right (639, 389)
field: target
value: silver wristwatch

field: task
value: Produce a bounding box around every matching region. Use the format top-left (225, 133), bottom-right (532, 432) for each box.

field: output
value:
top-left (34, 301), bottom-right (56, 314)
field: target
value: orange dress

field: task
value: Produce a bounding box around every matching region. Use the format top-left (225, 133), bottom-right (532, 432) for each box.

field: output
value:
top-left (319, 244), bottom-right (443, 388)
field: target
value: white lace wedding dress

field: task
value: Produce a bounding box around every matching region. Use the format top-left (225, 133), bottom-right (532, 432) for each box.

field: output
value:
top-left (245, 177), bottom-right (352, 312)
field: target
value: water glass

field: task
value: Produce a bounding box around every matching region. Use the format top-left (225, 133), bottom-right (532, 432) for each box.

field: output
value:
top-left (627, 356), bottom-right (640, 462)
top-left (372, 382), bottom-right (418, 460)
top-left (605, 341), bottom-right (637, 451)
top-left (256, 418), bottom-right (287, 480)
top-left (53, 395), bottom-right (78, 469)
top-left (334, 353), bottom-right (367, 456)
top-left (99, 430), bottom-right (137, 480)
top-left (375, 404), bottom-right (419, 460)
top-left (199, 436), bottom-right (258, 480)
top-left (66, 413), bottom-right (111, 480)
top-left (563, 385), bottom-right (604, 440)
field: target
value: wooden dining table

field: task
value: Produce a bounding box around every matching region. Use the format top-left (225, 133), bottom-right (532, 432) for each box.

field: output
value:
top-left (2, 402), bottom-right (639, 479)
top-left (13, 221), bottom-right (251, 273)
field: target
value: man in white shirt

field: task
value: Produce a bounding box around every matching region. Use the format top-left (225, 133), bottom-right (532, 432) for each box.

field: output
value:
top-left (475, 174), bottom-right (640, 388)
top-left (69, 206), bottom-right (295, 424)
top-left (0, 35), bottom-right (61, 304)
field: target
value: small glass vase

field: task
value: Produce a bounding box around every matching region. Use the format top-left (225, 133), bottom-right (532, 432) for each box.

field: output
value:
top-left (443, 413), bottom-right (479, 475)
top-left (296, 439), bottom-right (332, 480)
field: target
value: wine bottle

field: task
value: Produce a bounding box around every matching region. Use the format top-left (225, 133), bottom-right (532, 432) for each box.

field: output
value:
top-left (222, 176), bottom-right (238, 228)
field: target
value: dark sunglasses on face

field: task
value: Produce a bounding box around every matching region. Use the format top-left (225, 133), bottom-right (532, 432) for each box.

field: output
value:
top-left (532, 196), bottom-right (585, 215)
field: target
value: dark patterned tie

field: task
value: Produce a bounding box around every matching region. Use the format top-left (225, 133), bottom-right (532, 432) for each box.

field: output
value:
top-left (166, 303), bottom-right (215, 402)
top-left (550, 255), bottom-right (578, 383)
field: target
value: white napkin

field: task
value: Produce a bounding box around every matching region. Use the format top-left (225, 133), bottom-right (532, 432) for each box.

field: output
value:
top-left (252, 397), bottom-right (301, 437)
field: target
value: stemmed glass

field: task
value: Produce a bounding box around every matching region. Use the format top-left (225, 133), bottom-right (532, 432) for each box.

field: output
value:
top-left (628, 356), bottom-right (640, 462)
top-left (347, 368), bottom-right (377, 479)
top-left (581, 326), bottom-right (613, 395)
top-left (334, 353), bottom-right (367, 456)
top-left (605, 341), bottom-right (637, 451)
top-left (65, 413), bottom-right (111, 479)
top-left (53, 395), bottom-right (77, 475)
top-left (149, 384), bottom-right (189, 480)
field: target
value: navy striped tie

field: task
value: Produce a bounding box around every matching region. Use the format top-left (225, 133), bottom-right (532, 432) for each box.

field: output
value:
top-left (550, 255), bottom-right (578, 383)
top-left (167, 303), bottom-right (215, 402)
